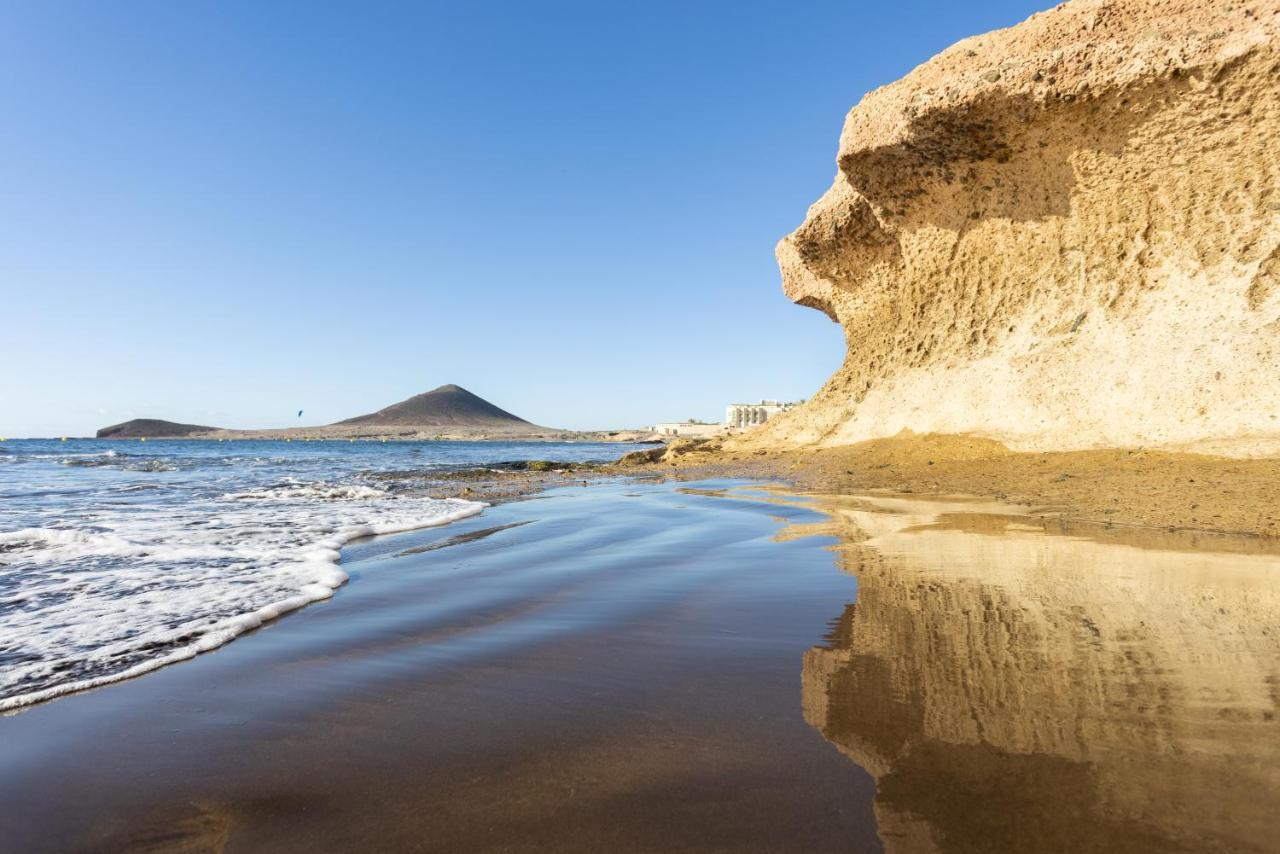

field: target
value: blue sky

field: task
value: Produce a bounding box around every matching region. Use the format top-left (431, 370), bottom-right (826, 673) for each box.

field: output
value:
top-left (1, 0), bottom-right (1050, 436)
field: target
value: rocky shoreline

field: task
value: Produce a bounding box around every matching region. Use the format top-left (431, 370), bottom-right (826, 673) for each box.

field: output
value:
top-left (375, 458), bottom-right (652, 505)
top-left (616, 433), bottom-right (1280, 541)
top-left (385, 429), bottom-right (1280, 540)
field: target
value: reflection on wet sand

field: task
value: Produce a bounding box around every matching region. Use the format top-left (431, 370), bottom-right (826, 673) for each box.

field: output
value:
top-left (787, 494), bottom-right (1280, 853)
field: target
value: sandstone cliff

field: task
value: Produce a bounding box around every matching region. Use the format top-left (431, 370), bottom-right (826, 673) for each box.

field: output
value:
top-left (759, 0), bottom-right (1280, 456)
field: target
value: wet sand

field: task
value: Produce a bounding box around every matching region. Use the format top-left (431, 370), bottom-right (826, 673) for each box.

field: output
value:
top-left (790, 493), bottom-right (1280, 853)
top-left (0, 481), bottom-right (877, 853)
top-left (3, 480), bottom-right (1279, 852)
top-left (651, 433), bottom-right (1280, 539)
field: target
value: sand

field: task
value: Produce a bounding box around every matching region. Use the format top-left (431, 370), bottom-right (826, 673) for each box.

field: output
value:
top-left (0, 481), bottom-right (879, 853)
top-left (2, 477), bottom-right (1277, 852)
top-left (792, 490), bottom-right (1280, 852)
top-left (648, 432), bottom-right (1280, 540)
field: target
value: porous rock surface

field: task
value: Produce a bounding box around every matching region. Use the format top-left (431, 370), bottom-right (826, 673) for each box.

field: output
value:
top-left (760, 0), bottom-right (1280, 456)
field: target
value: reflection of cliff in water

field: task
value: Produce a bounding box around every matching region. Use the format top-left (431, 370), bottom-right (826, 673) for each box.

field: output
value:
top-left (793, 495), bottom-right (1280, 854)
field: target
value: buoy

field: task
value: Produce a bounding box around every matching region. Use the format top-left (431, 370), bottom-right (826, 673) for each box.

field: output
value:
top-left (61, 437), bottom-right (67, 442)
top-left (140, 437), bottom-right (146, 442)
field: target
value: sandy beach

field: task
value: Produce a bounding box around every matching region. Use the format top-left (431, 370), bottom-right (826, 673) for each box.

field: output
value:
top-left (0, 480), bottom-right (879, 853)
top-left (6, 0), bottom-right (1280, 850)
top-left (3, 476), bottom-right (1278, 852)
top-left (649, 433), bottom-right (1280, 540)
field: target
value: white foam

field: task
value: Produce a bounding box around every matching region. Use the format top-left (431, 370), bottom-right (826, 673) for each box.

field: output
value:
top-left (20, 450), bottom-right (118, 460)
top-left (0, 483), bottom-right (484, 711)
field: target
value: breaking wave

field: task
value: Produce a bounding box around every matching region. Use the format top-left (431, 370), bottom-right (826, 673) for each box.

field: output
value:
top-left (0, 474), bottom-right (482, 711)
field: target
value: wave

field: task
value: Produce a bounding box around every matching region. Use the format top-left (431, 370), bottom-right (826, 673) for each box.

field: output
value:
top-left (223, 482), bottom-right (391, 501)
top-left (0, 485), bottom-right (485, 711)
top-left (26, 450), bottom-right (121, 460)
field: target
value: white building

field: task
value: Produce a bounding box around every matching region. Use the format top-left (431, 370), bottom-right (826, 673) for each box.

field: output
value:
top-left (725, 399), bottom-right (798, 429)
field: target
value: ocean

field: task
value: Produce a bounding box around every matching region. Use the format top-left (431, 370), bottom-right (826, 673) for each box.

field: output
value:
top-left (0, 437), bottom-right (642, 711)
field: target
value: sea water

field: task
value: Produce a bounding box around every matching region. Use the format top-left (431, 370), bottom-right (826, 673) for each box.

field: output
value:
top-left (0, 438), bottom-right (641, 711)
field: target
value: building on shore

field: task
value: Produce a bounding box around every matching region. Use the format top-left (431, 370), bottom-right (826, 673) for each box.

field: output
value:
top-left (654, 399), bottom-right (802, 437)
top-left (653, 421), bottom-right (723, 438)
top-left (725, 399), bottom-right (799, 429)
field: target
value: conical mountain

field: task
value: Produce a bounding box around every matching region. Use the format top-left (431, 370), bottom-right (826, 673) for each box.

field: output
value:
top-left (336, 384), bottom-right (534, 428)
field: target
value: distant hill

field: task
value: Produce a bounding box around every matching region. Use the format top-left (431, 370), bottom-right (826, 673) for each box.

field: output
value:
top-left (336, 384), bottom-right (538, 430)
top-left (97, 419), bottom-right (217, 439)
top-left (91, 386), bottom-right (548, 440)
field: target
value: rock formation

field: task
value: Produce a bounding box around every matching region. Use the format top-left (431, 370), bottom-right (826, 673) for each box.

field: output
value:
top-left (761, 0), bottom-right (1280, 456)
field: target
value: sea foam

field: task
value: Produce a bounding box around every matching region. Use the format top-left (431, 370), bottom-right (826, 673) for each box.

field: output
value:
top-left (0, 480), bottom-right (483, 711)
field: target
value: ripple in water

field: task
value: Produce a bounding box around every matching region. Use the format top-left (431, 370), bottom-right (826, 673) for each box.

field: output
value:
top-left (0, 437), bottom-right (638, 710)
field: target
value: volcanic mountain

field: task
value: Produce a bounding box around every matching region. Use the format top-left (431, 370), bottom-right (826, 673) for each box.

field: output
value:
top-left (335, 384), bottom-right (538, 430)
top-left (97, 419), bottom-right (218, 439)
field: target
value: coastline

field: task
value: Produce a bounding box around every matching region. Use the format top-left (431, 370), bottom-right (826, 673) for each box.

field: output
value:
top-left (0, 499), bottom-right (486, 714)
top-left (6, 0), bottom-right (1276, 850)
top-left (102, 427), bottom-right (664, 443)
top-left (4, 475), bottom-right (1277, 851)
top-left (0, 438), bottom-right (645, 715)
top-left (0, 479), bottom-right (882, 853)
top-left (631, 433), bottom-right (1280, 540)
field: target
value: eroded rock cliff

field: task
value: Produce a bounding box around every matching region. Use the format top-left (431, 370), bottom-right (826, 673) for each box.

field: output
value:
top-left (761, 0), bottom-right (1280, 455)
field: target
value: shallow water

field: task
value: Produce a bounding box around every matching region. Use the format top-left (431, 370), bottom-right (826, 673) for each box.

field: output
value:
top-left (792, 493), bottom-right (1280, 853)
top-left (0, 481), bottom-right (1276, 852)
top-left (0, 479), bottom-right (877, 853)
top-left (0, 438), bottom-right (641, 710)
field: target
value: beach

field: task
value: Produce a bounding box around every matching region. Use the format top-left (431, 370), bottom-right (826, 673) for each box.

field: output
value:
top-left (0, 479), bottom-right (878, 852)
top-left (650, 433), bottom-right (1280, 539)
top-left (6, 0), bottom-right (1280, 850)
top-left (3, 475), bottom-right (1277, 852)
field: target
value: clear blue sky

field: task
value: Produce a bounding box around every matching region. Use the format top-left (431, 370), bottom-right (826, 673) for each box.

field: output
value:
top-left (1, 0), bottom-right (1050, 437)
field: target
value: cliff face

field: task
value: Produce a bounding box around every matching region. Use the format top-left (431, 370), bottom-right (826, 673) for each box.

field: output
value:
top-left (763, 0), bottom-right (1280, 455)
